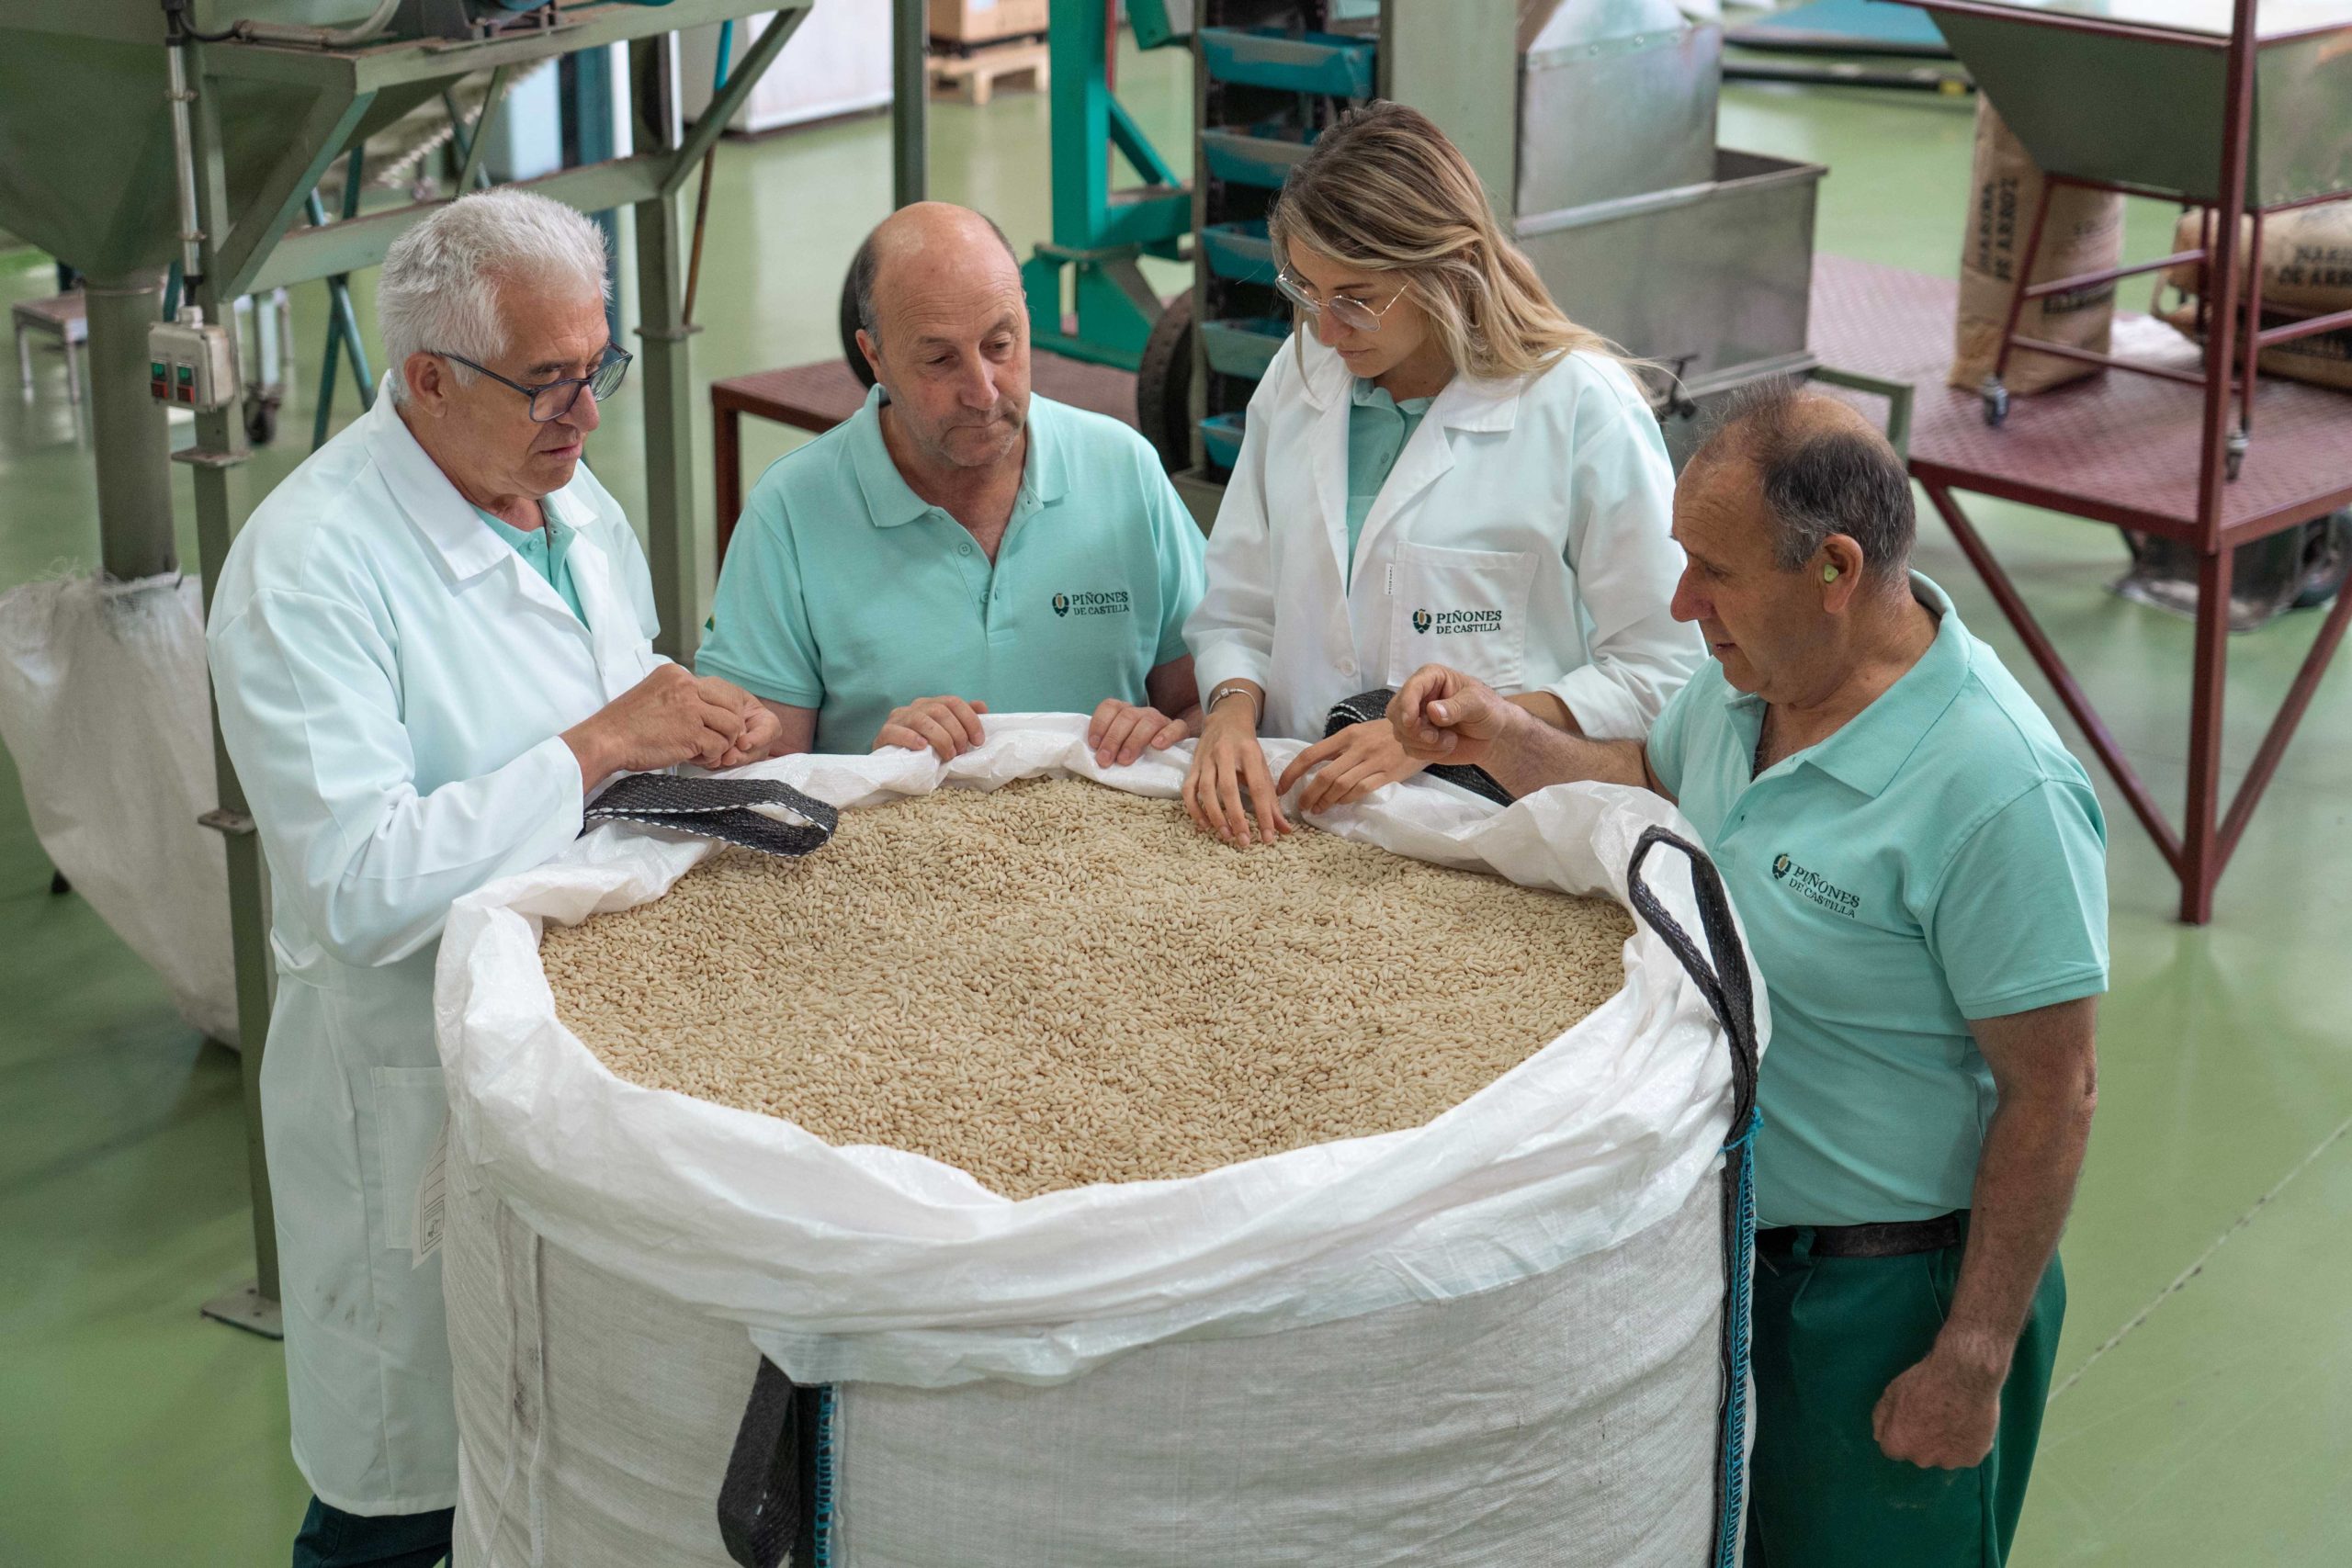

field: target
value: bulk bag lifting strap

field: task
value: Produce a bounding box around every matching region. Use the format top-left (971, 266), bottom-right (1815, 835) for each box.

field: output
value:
top-left (584, 774), bottom-right (839, 859)
top-left (717, 1364), bottom-right (831, 1568)
top-left (1629, 826), bottom-right (1764, 1568)
top-left (1324, 688), bottom-right (1516, 807)
top-left (714, 824), bottom-right (1764, 1568)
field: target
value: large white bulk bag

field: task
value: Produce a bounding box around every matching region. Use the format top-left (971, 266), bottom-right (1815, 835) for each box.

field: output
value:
top-left (435, 717), bottom-right (1768, 1568)
top-left (0, 572), bottom-right (237, 1043)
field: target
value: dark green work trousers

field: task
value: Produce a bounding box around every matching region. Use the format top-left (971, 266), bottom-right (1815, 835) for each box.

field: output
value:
top-left (1744, 1237), bottom-right (2065, 1568)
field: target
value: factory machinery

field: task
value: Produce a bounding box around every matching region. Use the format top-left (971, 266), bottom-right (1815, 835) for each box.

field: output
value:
top-left (0, 0), bottom-right (823, 1335)
top-left (1119, 0), bottom-right (1831, 495)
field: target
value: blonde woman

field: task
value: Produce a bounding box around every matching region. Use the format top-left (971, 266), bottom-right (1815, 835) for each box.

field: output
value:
top-left (1182, 102), bottom-right (1700, 844)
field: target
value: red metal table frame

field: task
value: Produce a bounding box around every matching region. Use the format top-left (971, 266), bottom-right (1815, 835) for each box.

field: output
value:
top-left (710, 350), bottom-right (1141, 564)
top-left (1813, 254), bottom-right (2352, 925)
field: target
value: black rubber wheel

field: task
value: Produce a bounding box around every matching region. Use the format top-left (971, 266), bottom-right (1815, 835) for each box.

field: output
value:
top-left (49, 869), bottom-right (70, 897)
top-left (840, 268), bottom-right (875, 389)
top-left (2293, 510), bottom-right (2352, 609)
top-left (244, 395), bottom-right (280, 447)
top-left (1135, 290), bottom-right (1195, 473)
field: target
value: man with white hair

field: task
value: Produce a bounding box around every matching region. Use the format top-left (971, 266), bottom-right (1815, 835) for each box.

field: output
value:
top-left (207, 188), bottom-right (775, 1566)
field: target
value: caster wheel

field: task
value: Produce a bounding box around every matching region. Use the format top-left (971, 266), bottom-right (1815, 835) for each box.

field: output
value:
top-left (1981, 382), bottom-right (2010, 428)
top-left (1135, 290), bottom-right (1195, 473)
top-left (244, 397), bottom-right (280, 447)
top-left (2225, 431), bottom-right (2249, 482)
top-left (49, 869), bottom-right (71, 897)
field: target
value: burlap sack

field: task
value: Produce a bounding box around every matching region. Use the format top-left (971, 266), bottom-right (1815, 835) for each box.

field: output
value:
top-left (1951, 97), bottom-right (2126, 394)
top-left (2160, 204), bottom-right (2352, 316)
top-left (2160, 299), bottom-right (2352, 391)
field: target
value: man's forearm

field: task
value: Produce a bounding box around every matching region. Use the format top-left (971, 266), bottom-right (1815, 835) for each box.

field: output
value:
top-left (1483, 705), bottom-right (1650, 797)
top-left (1939, 1082), bottom-right (2094, 1380)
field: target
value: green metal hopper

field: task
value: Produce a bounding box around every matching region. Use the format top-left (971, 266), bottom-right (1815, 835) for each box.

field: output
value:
top-left (0, 4), bottom-right (446, 283)
top-left (1904, 0), bottom-right (2352, 207)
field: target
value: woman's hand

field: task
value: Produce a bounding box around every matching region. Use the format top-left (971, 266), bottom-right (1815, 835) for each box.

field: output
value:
top-left (1182, 699), bottom-right (1291, 846)
top-left (1276, 719), bottom-right (1428, 815)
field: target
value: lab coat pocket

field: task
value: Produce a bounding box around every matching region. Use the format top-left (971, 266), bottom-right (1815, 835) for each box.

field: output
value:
top-left (1389, 542), bottom-right (1535, 692)
top-left (364, 1065), bottom-right (449, 1256)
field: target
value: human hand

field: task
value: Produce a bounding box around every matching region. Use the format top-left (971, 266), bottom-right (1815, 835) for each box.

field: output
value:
top-left (873, 695), bottom-right (989, 761)
top-left (1086, 698), bottom-right (1191, 769)
top-left (699, 677), bottom-right (782, 768)
top-left (1275, 719), bottom-right (1427, 814)
top-left (1872, 1346), bottom-right (2004, 1470)
top-left (1387, 664), bottom-right (1518, 768)
top-left (1180, 700), bottom-right (1291, 847)
top-left (563, 663), bottom-right (746, 786)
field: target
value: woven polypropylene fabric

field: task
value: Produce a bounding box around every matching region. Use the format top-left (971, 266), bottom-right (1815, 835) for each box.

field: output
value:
top-left (446, 1180), bottom-right (1726, 1568)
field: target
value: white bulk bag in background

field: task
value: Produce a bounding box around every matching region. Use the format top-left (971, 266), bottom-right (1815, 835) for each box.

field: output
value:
top-left (0, 572), bottom-right (237, 1043)
top-left (435, 716), bottom-right (1768, 1568)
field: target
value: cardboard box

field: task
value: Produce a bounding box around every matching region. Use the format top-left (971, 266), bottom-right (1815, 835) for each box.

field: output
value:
top-left (930, 0), bottom-right (1050, 45)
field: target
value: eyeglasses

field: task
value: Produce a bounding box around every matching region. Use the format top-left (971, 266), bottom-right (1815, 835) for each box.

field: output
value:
top-left (1272, 269), bottom-right (1408, 334)
top-left (431, 345), bottom-right (632, 422)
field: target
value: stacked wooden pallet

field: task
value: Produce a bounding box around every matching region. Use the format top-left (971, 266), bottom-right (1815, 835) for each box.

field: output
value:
top-left (929, 0), bottom-right (1050, 106)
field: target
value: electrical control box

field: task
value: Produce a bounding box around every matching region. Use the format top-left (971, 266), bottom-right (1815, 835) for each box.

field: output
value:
top-left (148, 314), bottom-right (237, 412)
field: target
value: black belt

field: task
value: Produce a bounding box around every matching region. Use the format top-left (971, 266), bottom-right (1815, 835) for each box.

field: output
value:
top-left (1756, 1211), bottom-right (1967, 1260)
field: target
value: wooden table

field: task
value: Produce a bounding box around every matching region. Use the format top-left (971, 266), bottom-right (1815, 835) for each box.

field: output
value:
top-left (711, 350), bottom-right (1141, 563)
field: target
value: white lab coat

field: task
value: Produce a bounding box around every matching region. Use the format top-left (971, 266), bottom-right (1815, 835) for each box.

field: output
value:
top-left (1186, 334), bottom-right (1702, 743)
top-left (206, 384), bottom-right (665, 1514)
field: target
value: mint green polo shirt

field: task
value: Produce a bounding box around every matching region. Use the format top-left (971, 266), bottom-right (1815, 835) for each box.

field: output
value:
top-left (1646, 574), bottom-right (2109, 1227)
top-left (1344, 381), bottom-right (1433, 589)
top-left (696, 389), bottom-right (1206, 754)
top-left (473, 503), bottom-right (583, 621)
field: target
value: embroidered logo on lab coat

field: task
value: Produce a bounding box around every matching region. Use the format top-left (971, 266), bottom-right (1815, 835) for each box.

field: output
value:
top-left (1413, 607), bottom-right (1503, 637)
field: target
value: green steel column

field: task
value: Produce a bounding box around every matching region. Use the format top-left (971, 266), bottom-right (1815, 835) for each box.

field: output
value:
top-left (632, 34), bottom-right (705, 662)
top-left (892, 0), bottom-right (927, 208)
top-left (185, 42), bottom-right (281, 1318)
top-left (83, 272), bottom-right (178, 581)
top-left (1047, 0), bottom-right (1109, 248)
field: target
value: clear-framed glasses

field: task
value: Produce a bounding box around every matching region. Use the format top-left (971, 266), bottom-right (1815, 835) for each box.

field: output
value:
top-left (1272, 269), bottom-right (1408, 334)
top-left (431, 344), bottom-right (633, 422)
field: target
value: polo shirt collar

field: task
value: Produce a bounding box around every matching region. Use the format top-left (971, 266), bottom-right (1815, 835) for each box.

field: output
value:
top-left (849, 384), bottom-right (1069, 529)
top-left (1733, 572), bottom-right (1973, 799)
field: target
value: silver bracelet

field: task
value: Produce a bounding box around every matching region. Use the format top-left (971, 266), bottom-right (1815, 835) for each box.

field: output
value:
top-left (1205, 682), bottom-right (1261, 728)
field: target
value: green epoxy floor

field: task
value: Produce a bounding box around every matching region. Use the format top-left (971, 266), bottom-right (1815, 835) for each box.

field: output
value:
top-left (3, 40), bottom-right (2348, 1568)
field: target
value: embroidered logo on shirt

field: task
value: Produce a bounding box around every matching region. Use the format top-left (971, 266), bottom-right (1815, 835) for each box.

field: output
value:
top-left (1412, 608), bottom-right (1502, 636)
top-left (1773, 852), bottom-right (1861, 917)
top-left (1053, 590), bottom-right (1131, 618)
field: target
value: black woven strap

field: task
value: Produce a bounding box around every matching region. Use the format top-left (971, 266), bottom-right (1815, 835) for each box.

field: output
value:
top-left (718, 1357), bottom-right (820, 1568)
top-left (584, 774), bottom-right (838, 859)
top-left (1324, 688), bottom-right (1515, 808)
top-left (1625, 827), bottom-right (1763, 1567)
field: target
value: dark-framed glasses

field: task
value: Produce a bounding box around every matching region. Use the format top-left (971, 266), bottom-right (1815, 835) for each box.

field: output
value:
top-left (1272, 269), bottom-right (1408, 334)
top-left (432, 345), bottom-right (632, 422)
